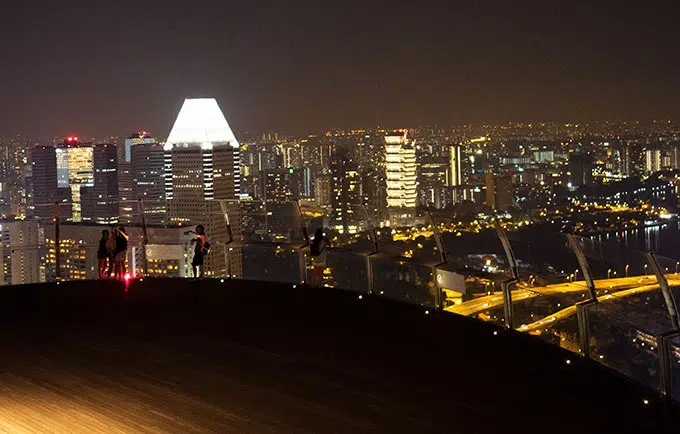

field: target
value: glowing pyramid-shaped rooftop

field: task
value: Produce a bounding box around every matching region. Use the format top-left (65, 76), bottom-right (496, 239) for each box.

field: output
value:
top-left (165, 98), bottom-right (240, 150)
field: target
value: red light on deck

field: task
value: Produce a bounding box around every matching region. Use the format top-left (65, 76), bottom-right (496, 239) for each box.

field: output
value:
top-left (124, 272), bottom-right (131, 281)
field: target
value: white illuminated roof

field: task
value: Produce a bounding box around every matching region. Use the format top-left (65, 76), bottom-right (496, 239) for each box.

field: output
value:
top-left (165, 98), bottom-right (240, 150)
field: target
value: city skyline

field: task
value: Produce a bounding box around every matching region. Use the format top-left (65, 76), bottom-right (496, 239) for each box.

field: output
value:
top-left (3, 2), bottom-right (680, 138)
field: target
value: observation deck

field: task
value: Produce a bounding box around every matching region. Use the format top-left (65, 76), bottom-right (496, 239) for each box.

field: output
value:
top-left (0, 278), bottom-right (676, 433)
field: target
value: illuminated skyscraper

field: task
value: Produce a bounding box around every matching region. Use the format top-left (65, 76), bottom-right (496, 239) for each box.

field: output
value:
top-left (448, 145), bottom-right (463, 188)
top-left (164, 98), bottom-right (241, 277)
top-left (262, 168), bottom-right (298, 201)
top-left (81, 143), bottom-right (119, 225)
top-left (130, 134), bottom-right (166, 225)
top-left (58, 138), bottom-right (94, 222)
top-left (0, 221), bottom-right (44, 286)
top-left (315, 175), bottom-right (331, 207)
top-left (119, 132), bottom-right (159, 224)
top-left (385, 131), bottom-right (417, 226)
top-left (645, 149), bottom-right (662, 174)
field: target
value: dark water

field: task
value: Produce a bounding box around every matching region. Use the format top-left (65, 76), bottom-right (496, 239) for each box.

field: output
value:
top-left (588, 221), bottom-right (680, 260)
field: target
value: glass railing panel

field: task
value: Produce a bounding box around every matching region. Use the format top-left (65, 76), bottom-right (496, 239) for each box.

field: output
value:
top-left (585, 296), bottom-right (670, 393)
top-left (241, 243), bottom-right (303, 284)
top-left (303, 204), bottom-right (376, 252)
top-left (370, 253), bottom-right (437, 308)
top-left (222, 200), bottom-right (307, 244)
top-left (670, 334), bottom-right (680, 404)
top-left (324, 249), bottom-right (371, 294)
top-left (501, 231), bottom-right (587, 352)
top-left (427, 212), bottom-right (509, 323)
top-left (574, 234), bottom-right (661, 298)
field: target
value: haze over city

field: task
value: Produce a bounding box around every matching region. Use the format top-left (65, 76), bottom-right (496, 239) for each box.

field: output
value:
top-left (3, 2), bottom-right (680, 138)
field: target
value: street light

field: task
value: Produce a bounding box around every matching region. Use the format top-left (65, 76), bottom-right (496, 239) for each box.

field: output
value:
top-left (676, 262), bottom-right (679, 274)
top-left (644, 264), bottom-right (648, 276)
top-left (574, 269), bottom-right (580, 281)
top-left (625, 264), bottom-right (629, 278)
top-left (607, 268), bottom-right (612, 279)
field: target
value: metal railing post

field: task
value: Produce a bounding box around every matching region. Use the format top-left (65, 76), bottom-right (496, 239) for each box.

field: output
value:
top-left (426, 211), bottom-right (448, 310)
top-left (360, 204), bottom-right (381, 253)
top-left (494, 221), bottom-right (519, 329)
top-left (646, 250), bottom-right (680, 330)
top-left (566, 234), bottom-right (597, 301)
top-left (54, 202), bottom-right (61, 282)
top-left (566, 234), bottom-right (598, 358)
top-left (219, 200), bottom-right (234, 279)
top-left (298, 245), bottom-right (309, 284)
top-left (501, 281), bottom-right (515, 329)
top-left (292, 201), bottom-right (310, 285)
top-left (575, 299), bottom-right (597, 358)
top-left (657, 330), bottom-right (680, 402)
top-left (366, 254), bottom-right (376, 296)
top-left (137, 198), bottom-right (149, 276)
top-left (294, 200), bottom-right (309, 245)
top-left (426, 210), bottom-right (447, 264)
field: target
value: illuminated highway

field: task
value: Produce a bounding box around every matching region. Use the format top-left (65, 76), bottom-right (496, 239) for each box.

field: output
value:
top-left (519, 283), bottom-right (663, 333)
top-left (447, 275), bottom-right (678, 317)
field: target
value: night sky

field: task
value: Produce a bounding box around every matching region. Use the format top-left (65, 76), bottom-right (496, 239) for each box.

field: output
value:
top-left (2, 1), bottom-right (680, 139)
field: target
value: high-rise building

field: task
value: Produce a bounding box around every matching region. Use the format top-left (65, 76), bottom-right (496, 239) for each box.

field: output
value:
top-left (164, 98), bottom-right (241, 278)
top-left (568, 152), bottom-right (594, 187)
top-left (81, 143), bottom-right (119, 225)
top-left (0, 221), bottom-right (44, 286)
top-left (672, 147), bottom-right (680, 170)
top-left (384, 131), bottom-right (417, 226)
top-left (315, 175), bottom-right (331, 207)
top-left (448, 145), bottom-right (463, 187)
top-left (300, 167), bottom-right (313, 198)
top-left (262, 168), bottom-right (298, 201)
top-left (30, 145), bottom-right (59, 220)
top-left (330, 149), bottom-right (362, 234)
top-left (361, 168), bottom-right (387, 223)
top-left (645, 149), bottom-right (662, 174)
top-left (485, 172), bottom-right (514, 211)
top-left (621, 142), bottom-right (644, 177)
top-left (131, 136), bottom-right (166, 225)
top-left (533, 150), bottom-right (555, 163)
top-left (60, 139), bottom-right (94, 222)
top-left (119, 132), bottom-right (159, 224)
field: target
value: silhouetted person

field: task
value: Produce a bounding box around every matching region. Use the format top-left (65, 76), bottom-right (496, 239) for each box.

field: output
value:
top-left (310, 228), bottom-right (330, 287)
top-left (188, 224), bottom-right (207, 279)
top-left (105, 228), bottom-right (117, 278)
top-left (97, 230), bottom-right (110, 279)
top-left (113, 226), bottom-right (129, 280)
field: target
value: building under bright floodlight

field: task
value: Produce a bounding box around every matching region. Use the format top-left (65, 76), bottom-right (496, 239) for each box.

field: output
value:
top-left (163, 98), bottom-right (242, 278)
top-left (385, 130), bottom-right (417, 227)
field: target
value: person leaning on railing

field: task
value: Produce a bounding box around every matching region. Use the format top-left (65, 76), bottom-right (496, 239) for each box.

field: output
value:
top-left (310, 228), bottom-right (330, 287)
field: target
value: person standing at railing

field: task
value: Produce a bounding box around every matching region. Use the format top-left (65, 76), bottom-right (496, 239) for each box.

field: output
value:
top-left (105, 228), bottom-right (117, 278)
top-left (187, 224), bottom-right (207, 279)
top-left (98, 230), bottom-right (111, 279)
top-left (310, 228), bottom-right (330, 287)
top-left (113, 226), bottom-right (129, 280)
